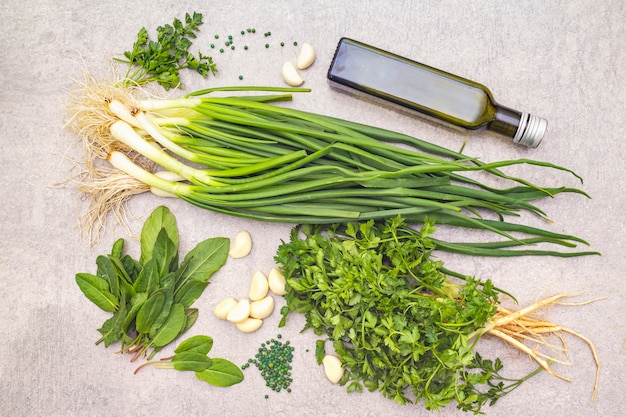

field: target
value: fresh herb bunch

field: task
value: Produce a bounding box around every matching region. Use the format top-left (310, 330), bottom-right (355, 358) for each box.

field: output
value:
top-left (134, 335), bottom-right (244, 387)
top-left (276, 216), bottom-right (540, 413)
top-left (76, 206), bottom-right (229, 361)
top-left (115, 12), bottom-right (217, 89)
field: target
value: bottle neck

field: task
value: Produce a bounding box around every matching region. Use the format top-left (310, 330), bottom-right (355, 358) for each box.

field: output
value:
top-left (489, 105), bottom-right (547, 148)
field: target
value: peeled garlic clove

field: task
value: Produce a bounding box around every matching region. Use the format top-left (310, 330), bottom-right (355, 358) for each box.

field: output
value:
top-left (226, 299), bottom-right (250, 323)
top-left (297, 43), bottom-right (316, 69)
top-left (322, 354), bottom-right (344, 384)
top-left (249, 270), bottom-right (269, 301)
top-left (229, 230), bottom-right (252, 258)
top-left (268, 268), bottom-right (287, 295)
top-left (249, 296), bottom-right (275, 319)
top-left (213, 297), bottom-right (238, 320)
top-left (281, 61), bottom-right (304, 86)
top-left (235, 317), bottom-right (263, 333)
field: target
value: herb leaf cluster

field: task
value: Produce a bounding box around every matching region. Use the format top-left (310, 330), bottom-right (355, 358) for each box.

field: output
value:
top-left (76, 206), bottom-right (229, 360)
top-left (116, 12), bottom-right (217, 89)
top-left (276, 216), bottom-right (531, 413)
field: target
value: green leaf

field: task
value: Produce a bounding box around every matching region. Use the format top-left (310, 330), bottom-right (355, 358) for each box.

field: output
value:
top-left (152, 228), bottom-right (179, 275)
top-left (110, 238), bottom-right (125, 259)
top-left (151, 303), bottom-right (186, 347)
top-left (315, 340), bottom-right (326, 365)
top-left (133, 258), bottom-right (160, 294)
top-left (174, 335), bottom-right (213, 355)
top-left (175, 237), bottom-right (229, 290)
top-left (195, 358), bottom-right (244, 387)
top-left (96, 255), bottom-right (120, 299)
top-left (172, 352), bottom-right (212, 372)
top-left (76, 273), bottom-right (118, 312)
top-left (148, 287), bottom-right (174, 337)
top-left (140, 206), bottom-right (178, 265)
top-left (135, 290), bottom-right (165, 334)
top-left (122, 292), bottom-right (148, 332)
top-left (97, 302), bottom-right (127, 347)
top-left (181, 308), bottom-right (199, 334)
top-left (173, 279), bottom-right (209, 308)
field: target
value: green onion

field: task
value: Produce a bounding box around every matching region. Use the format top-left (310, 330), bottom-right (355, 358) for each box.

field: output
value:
top-left (68, 84), bottom-right (597, 257)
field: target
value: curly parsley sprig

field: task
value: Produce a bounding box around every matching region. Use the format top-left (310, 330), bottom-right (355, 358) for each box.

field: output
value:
top-left (115, 12), bottom-right (216, 89)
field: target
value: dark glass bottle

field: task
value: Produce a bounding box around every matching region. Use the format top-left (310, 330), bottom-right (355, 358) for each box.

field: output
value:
top-left (327, 38), bottom-right (547, 148)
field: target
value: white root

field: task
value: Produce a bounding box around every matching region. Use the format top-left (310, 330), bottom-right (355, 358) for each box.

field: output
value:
top-left (485, 292), bottom-right (603, 401)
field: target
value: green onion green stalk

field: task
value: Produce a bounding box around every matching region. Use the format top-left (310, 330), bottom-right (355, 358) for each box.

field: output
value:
top-left (68, 83), bottom-right (597, 257)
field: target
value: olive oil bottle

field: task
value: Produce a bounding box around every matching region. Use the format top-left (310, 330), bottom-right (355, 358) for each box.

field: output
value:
top-left (328, 38), bottom-right (547, 148)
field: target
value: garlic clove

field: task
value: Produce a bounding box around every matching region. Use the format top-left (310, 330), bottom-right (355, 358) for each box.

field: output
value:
top-left (229, 230), bottom-right (252, 258)
top-left (268, 268), bottom-right (287, 295)
top-left (322, 354), bottom-right (344, 384)
top-left (213, 297), bottom-right (238, 320)
top-left (249, 270), bottom-right (269, 301)
top-left (249, 296), bottom-right (275, 319)
top-left (297, 43), bottom-right (316, 69)
top-left (226, 299), bottom-right (250, 323)
top-left (235, 317), bottom-right (263, 333)
top-left (281, 61), bottom-right (304, 86)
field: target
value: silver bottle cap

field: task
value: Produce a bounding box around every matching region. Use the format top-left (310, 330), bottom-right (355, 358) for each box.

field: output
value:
top-left (513, 113), bottom-right (547, 148)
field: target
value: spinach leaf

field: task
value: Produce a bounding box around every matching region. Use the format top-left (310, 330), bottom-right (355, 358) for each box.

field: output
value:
top-left (151, 303), bottom-right (186, 347)
top-left (140, 206), bottom-right (178, 266)
top-left (152, 228), bottom-right (179, 275)
top-left (110, 237), bottom-right (125, 259)
top-left (175, 237), bottom-right (229, 290)
top-left (76, 273), bottom-right (118, 312)
top-left (172, 352), bottom-right (213, 372)
top-left (133, 258), bottom-right (160, 294)
top-left (96, 255), bottom-right (119, 298)
top-left (135, 290), bottom-right (166, 334)
top-left (174, 280), bottom-right (209, 308)
top-left (174, 335), bottom-right (213, 355)
top-left (97, 301), bottom-right (127, 347)
top-left (195, 358), bottom-right (244, 387)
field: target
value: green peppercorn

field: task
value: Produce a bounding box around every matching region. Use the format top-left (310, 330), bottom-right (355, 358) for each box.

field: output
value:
top-left (239, 75), bottom-right (243, 80)
top-left (214, 34), bottom-right (219, 39)
top-left (265, 43), bottom-right (270, 48)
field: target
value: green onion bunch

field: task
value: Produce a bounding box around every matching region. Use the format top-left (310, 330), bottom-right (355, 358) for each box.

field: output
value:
top-left (69, 84), bottom-right (596, 257)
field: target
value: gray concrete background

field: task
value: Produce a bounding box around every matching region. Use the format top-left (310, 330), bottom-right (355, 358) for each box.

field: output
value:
top-left (1, 1), bottom-right (624, 416)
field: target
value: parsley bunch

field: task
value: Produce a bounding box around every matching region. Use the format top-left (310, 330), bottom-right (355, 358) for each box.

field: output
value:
top-left (116, 12), bottom-right (216, 89)
top-left (276, 216), bottom-right (538, 413)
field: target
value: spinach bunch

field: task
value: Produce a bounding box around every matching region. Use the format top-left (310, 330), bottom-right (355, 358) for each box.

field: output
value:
top-left (276, 216), bottom-right (536, 413)
top-left (76, 206), bottom-right (229, 361)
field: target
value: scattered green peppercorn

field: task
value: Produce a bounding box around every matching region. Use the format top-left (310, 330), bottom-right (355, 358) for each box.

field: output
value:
top-left (210, 44), bottom-right (215, 48)
top-left (231, 45), bottom-right (236, 50)
top-left (242, 335), bottom-right (295, 395)
top-left (293, 41), bottom-right (298, 46)
top-left (244, 45), bottom-right (249, 50)
top-left (280, 42), bottom-right (285, 47)
top-left (228, 35), bottom-right (233, 40)
top-left (219, 48), bottom-right (224, 53)
top-left (251, 28), bottom-right (256, 33)
top-left (239, 75), bottom-right (243, 80)
top-left (241, 30), bottom-right (245, 35)
top-left (214, 34), bottom-right (219, 39)
top-left (265, 43), bottom-right (270, 48)
top-left (225, 40), bottom-right (230, 46)
top-left (264, 394), bottom-right (269, 399)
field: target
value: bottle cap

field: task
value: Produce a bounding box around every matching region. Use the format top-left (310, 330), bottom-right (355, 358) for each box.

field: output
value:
top-left (513, 113), bottom-right (547, 148)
